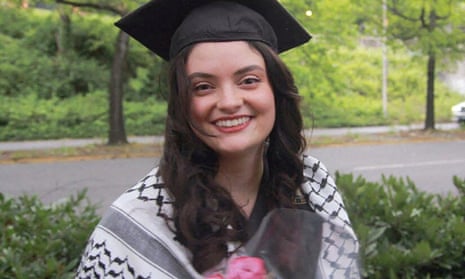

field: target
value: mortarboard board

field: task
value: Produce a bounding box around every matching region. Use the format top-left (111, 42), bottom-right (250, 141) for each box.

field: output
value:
top-left (115, 0), bottom-right (311, 61)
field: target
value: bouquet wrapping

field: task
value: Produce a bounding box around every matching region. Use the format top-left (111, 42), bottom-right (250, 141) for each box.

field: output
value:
top-left (205, 208), bottom-right (360, 279)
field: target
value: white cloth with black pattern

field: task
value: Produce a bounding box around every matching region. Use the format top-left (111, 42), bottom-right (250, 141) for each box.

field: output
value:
top-left (75, 155), bottom-right (359, 279)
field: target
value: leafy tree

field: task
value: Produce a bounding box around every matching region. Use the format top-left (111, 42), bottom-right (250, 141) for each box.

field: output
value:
top-left (388, 0), bottom-right (465, 129)
top-left (355, 0), bottom-right (465, 130)
top-left (280, 0), bottom-right (362, 126)
top-left (52, 0), bottom-right (146, 144)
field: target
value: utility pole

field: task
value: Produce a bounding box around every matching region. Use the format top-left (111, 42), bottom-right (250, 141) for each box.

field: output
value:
top-left (382, 0), bottom-right (388, 117)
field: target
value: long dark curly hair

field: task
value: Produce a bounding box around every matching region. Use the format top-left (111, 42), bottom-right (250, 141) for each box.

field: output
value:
top-left (158, 41), bottom-right (306, 273)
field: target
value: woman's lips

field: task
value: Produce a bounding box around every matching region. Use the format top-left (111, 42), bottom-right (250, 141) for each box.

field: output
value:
top-left (213, 116), bottom-right (251, 132)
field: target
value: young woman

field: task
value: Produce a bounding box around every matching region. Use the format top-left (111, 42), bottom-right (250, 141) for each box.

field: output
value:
top-left (76, 1), bottom-right (358, 278)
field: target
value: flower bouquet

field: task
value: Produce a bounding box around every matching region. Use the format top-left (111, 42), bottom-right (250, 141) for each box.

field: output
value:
top-left (205, 208), bottom-right (360, 279)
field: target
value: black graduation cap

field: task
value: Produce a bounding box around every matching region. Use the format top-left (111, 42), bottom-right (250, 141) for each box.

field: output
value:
top-left (115, 0), bottom-right (311, 61)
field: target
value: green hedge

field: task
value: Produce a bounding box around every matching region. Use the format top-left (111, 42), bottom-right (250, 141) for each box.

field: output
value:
top-left (1, 175), bottom-right (464, 278)
top-left (338, 174), bottom-right (465, 278)
top-left (0, 91), bottom-right (167, 140)
top-left (0, 191), bottom-right (99, 279)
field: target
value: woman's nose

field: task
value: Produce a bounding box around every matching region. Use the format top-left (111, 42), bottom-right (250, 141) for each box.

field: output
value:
top-left (216, 86), bottom-right (243, 112)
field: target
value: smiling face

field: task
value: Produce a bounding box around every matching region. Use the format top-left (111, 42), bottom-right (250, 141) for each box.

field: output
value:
top-left (186, 41), bottom-right (276, 158)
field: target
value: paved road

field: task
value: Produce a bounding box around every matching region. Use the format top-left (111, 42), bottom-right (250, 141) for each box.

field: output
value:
top-left (1, 139), bottom-right (464, 213)
top-left (0, 157), bottom-right (158, 213)
top-left (311, 140), bottom-right (465, 195)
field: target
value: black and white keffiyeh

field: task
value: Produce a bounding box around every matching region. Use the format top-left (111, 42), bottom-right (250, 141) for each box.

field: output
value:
top-left (75, 155), bottom-right (359, 279)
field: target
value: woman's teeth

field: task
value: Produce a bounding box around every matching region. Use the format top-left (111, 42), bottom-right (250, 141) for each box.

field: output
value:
top-left (215, 117), bottom-right (250, 128)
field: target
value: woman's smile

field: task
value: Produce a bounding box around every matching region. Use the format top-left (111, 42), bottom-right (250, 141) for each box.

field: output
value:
top-left (213, 116), bottom-right (251, 131)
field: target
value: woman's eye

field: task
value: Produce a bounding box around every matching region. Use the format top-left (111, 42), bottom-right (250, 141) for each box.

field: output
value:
top-left (193, 83), bottom-right (213, 93)
top-left (241, 77), bottom-right (260, 86)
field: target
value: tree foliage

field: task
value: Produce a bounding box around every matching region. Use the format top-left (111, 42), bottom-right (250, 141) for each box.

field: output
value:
top-left (51, 0), bottom-right (148, 144)
top-left (0, 1), bottom-right (464, 141)
top-left (353, 0), bottom-right (465, 129)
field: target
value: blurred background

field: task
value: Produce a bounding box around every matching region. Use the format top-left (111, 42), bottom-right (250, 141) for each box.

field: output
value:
top-left (1, 0), bottom-right (464, 145)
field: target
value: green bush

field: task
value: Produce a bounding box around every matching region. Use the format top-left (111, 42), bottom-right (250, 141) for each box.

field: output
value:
top-left (125, 98), bottom-right (167, 135)
top-left (0, 7), bottom-right (109, 100)
top-left (0, 34), bottom-right (108, 100)
top-left (0, 92), bottom-right (167, 141)
top-left (0, 191), bottom-right (100, 279)
top-left (337, 173), bottom-right (465, 278)
top-left (0, 92), bottom-right (108, 140)
top-left (0, 6), bottom-right (40, 39)
top-left (69, 14), bottom-right (117, 63)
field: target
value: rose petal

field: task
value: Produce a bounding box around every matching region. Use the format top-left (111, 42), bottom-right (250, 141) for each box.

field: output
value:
top-left (226, 256), bottom-right (266, 279)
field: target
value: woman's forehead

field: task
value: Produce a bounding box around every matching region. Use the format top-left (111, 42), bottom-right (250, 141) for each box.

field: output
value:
top-left (186, 41), bottom-right (266, 74)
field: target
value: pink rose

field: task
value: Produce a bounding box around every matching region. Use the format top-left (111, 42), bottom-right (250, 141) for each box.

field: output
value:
top-left (225, 256), bottom-right (267, 279)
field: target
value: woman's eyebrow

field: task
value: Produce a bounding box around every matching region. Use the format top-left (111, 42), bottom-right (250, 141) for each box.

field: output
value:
top-left (234, 65), bottom-right (265, 77)
top-left (188, 72), bottom-right (215, 80)
top-left (187, 65), bottom-right (265, 80)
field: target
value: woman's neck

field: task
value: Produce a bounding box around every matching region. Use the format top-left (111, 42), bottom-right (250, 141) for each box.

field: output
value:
top-left (216, 150), bottom-right (264, 218)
